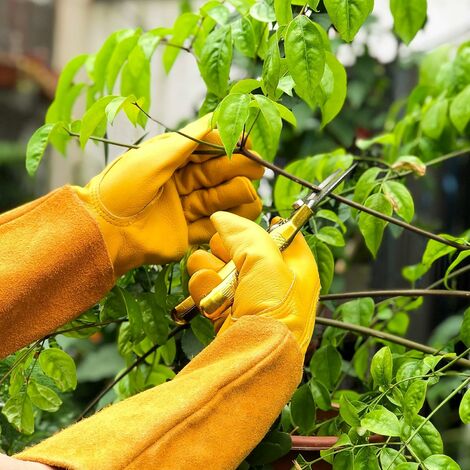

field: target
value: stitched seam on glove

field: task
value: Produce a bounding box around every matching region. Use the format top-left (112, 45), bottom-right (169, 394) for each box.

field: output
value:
top-left (90, 183), bottom-right (165, 227)
top-left (122, 320), bottom-right (299, 469)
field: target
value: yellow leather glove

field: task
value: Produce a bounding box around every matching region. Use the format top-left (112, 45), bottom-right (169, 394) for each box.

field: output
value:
top-left (74, 115), bottom-right (264, 276)
top-left (187, 212), bottom-right (321, 354)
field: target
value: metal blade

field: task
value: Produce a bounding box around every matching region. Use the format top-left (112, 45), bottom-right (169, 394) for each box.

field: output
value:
top-left (305, 164), bottom-right (357, 209)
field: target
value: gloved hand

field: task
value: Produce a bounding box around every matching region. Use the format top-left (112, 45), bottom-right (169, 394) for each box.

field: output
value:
top-left (187, 212), bottom-right (321, 354)
top-left (74, 115), bottom-right (264, 276)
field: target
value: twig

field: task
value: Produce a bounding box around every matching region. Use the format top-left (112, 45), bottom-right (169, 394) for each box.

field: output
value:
top-left (133, 102), bottom-right (225, 150)
top-left (67, 131), bottom-right (139, 150)
top-left (320, 289), bottom-right (470, 301)
top-left (315, 317), bottom-right (470, 368)
top-left (239, 147), bottom-right (470, 251)
top-left (77, 324), bottom-right (188, 420)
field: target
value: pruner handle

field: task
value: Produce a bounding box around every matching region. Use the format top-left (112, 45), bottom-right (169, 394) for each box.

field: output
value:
top-left (171, 203), bottom-right (314, 324)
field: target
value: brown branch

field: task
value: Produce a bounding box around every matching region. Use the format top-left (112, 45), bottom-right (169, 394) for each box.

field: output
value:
top-left (320, 289), bottom-right (470, 301)
top-left (315, 317), bottom-right (470, 368)
top-left (239, 147), bottom-right (470, 252)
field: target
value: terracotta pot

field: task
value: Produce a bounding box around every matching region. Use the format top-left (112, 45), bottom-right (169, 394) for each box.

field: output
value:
top-left (273, 434), bottom-right (386, 470)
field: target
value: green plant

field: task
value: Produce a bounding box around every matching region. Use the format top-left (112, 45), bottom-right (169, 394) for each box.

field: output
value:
top-left (3, 0), bottom-right (470, 468)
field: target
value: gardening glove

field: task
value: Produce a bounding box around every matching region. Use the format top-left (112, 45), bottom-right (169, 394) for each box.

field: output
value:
top-left (187, 212), bottom-right (321, 354)
top-left (74, 114), bottom-right (264, 276)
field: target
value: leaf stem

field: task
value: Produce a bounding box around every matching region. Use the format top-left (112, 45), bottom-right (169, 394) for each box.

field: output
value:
top-left (66, 131), bottom-right (139, 150)
top-left (314, 317), bottom-right (470, 368)
top-left (132, 102), bottom-right (225, 150)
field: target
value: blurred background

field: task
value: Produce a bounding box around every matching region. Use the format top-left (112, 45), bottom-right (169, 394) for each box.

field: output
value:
top-left (1, 0), bottom-right (470, 461)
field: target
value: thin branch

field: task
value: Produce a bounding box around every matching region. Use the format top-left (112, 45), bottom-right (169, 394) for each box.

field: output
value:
top-left (353, 156), bottom-right (392, 169)
top-left (315, 317), bottom-right (470, 368)
top-left (159, 38), bottom-right (192, 53)
top-left (320, 289), bottom-right (470, 301)
top-left (67, 131), bottom-right (139, 150)
top-left (77, 324), bottom-right (188, 421)
top-left (239, 147), bottom-right (470, 251)
top-left (133, 102), bottom-right (225, 150)
top-left (426, 264), bottom-right (470, 290)
top-left (426, 147), bottom-right (470, 168)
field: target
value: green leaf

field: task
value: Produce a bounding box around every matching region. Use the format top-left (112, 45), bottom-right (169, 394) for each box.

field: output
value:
top-left (306, 237), bottom-right (334, 294)
top-left (250, 0), bottom-right (276, 23)
top-left (231, 79), bottom-right (261, 94)
top-left (145, 363), bottom-right (176, 387)
top-left (423, 454), bottom-right (461, 470)
top-left (395, 464), bottom-right (419, 470)
top-left (105, 95), bottom-right (139, 125)
top-left (262, 35), bottom-right (281, 99)
top-left (324, 0), bottom-right (374, 42)
top-left (353, 342), bottom-right (369, 380)
top-left (139, 293), bottom-right (169, 345)
top-left (379, 447), bottom-right (407, 469)
top-left (80, 96), bottom-right (117, 148)
top-left (248, 95), bottom-right (282, 162)
top-left (403, 380), bottom-right (427, 421)
top-left (285, 15), bottom-right (325, 109)
top-left (106, 29), bottom-right (141, 92)
top-left (309, 379), bottom-right (331, 411)
top-left (316, 226), bottom-right (345, 247)
top-left (201, 2), bottom-right (230, 24)
top-left (460, 307), bottom-right (470, 347)
top-left (459, 388), bottom-right (470, 424)
top-left (390, 0), bottom-right (427, 45)
top-left (370, 346), bottom-right (393, 389)
top-left (199, 25), bottom-right (233, 97)
top-left (115, 287), bottom-right (143, 342)
top-left (352, 167), bottom-right (382, 215)
top-left (38, 348), bottom-right (77, 392)
top-left (361, 406), bottom-right (401, 436)
top-left (90, 30), bottom-right (120, 92)
top-left (319, 52), bottom-right (347, 126)
top-left (217, 93), bottom-right (251, 156)
top-left (274, 0), bottom-right (292, 24)
top-left (316, 209), bottom-right (346, 233)
top-left (47, 54), bottom-right (88, 122)
top-left (291, 383), bottom-right (316, 434)
top-left (310, 345), bottom-right (342, 389)
top-left (383, 181), bottom-right (415, 223)
top-left (358, 193), bottom-right (393, 257)
top-left (421, 99), bottom-right (448, 139)
top-left (338, 297), bottom-right (374, 326)
top-left (163, 13), bottom-right (199, 73)
top-left (339, 394), bottom-right (360, 426)
top-left (444, 250), bottom-right (470, 288)
top-left (450, 84), bottom-right (470, 133)
top-left (26, 123), bottom-right (63, 176)
top-left (191, 315), bottom-right (215, 346)
top-left (355, 447), bottom-right (380, 470)
top-left (27, 381), bottom-right (62, 412)
top-left (392, 155), bottom-right (426, 177)
top-left (275, 103), bottom-right (297, 126)
top-left (333, 450), bottom-right (354, 468)
top-left (421, 237), bottom-right (457, 267)
top-left (401, 415), bottom-right (443, 461)
top-left (248, 430), bottom-right (291, 465)
top-left (2, 393), bottom-right (34, 435)
top-left (232, 18), bottom-right (256, 58)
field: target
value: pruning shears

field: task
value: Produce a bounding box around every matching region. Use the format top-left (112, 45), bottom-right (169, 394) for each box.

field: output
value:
top-left (172, 164), bottom-right (357, 325)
